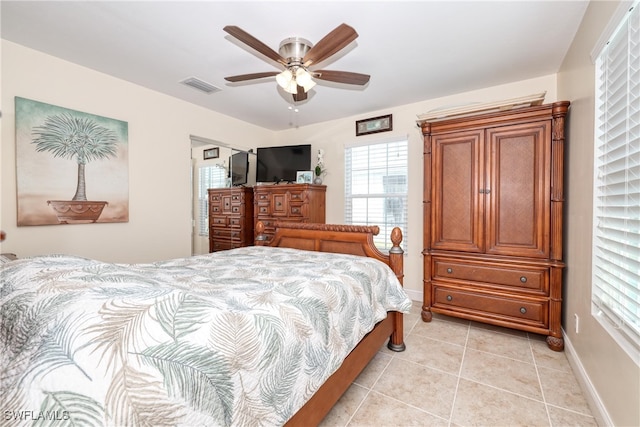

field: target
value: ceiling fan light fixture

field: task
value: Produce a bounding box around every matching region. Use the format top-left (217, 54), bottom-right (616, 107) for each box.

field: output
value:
top-left (276, 69), bottom-right (293, 90)
top-left (284, 79), bottom-right (298, 94)
top-left (295, 68), bottom-right (312, 86)
top-left (301, 79), bottom-right (316, 92)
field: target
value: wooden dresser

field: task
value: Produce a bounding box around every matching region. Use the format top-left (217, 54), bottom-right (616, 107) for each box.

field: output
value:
top-left (253, 184), bottom-right (326, 242)
top-left (420, 101), bottom-right (570, 351)
top-left (208, 187), bottom-right (254, 252)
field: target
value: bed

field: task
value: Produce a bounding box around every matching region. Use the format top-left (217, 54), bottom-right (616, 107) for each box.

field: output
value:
top-left (0, 222), bottom-right (411, 426)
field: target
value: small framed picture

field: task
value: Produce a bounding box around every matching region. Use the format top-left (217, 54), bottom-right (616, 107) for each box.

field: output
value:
top-left (356, 114), bottom-right (393, 136)
top-left (296, 170), bottom-right (313, 184)
top-left (203, 147), bottom-right (219, 160)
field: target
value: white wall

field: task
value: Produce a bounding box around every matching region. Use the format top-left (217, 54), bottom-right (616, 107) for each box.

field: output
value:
top-left (273, 76), bottom-right (558, 300)
top-left (0, 40), bottom-right (274, 262)
top-left (557, 1), bottom-right (640, 426)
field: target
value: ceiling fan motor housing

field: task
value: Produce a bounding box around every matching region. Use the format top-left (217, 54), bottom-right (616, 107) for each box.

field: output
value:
top-left (279, 37), bottom-right (313, 65)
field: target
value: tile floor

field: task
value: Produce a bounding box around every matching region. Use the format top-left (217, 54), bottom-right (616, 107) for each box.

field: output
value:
top-left (320, 302), bottom-right (598, 427)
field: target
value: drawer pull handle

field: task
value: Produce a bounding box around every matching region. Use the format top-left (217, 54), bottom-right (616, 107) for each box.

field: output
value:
top-left (277, 202), bottom-right (282, 207)
top-left (520, 307), bottom-right (527, 314)
top-left (446, 295), bottom-right (453, 301)
top-left (520, 276), bottom-right (527, 283)
top-left (446, 268), bottom-right (453, 274)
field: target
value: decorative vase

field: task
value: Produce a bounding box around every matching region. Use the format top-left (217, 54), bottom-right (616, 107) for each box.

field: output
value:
top-left (313, 176), bottom-right (323, 185)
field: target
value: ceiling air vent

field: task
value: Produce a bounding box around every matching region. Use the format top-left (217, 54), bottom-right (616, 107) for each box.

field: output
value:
top-left (180, 77), bottom-right (221, 94)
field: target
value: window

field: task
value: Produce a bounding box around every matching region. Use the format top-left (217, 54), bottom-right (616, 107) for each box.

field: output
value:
top-left (197, 165), bottom-right (227, 236)
top-left (345, 138), bottom-right (408, 251)
top-left (592, 0), bottom-right (640, 357)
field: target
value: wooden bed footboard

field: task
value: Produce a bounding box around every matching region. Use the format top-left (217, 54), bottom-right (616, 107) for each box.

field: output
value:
top-left (256, 221), bottom-right (406, 426)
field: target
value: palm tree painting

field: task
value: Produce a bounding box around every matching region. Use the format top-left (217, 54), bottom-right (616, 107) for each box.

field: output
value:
top-left (15, 97), bottom-right (129, 226)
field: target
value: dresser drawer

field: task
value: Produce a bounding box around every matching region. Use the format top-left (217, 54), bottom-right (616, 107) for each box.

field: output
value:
top-left (229, 217), bottom-right (243, 227)
top-left (433, 285), bottom-right (548, 328)
top-left (230, 193), bottom-right (245, 203)
top-left (211, 240), bottom-right (233, 251)
top-left (289, 203), bottom-right (304, 217)
top-left (433, 257), bottom-right (547, 292)
top-left (289, 191), bottom-right (304, 202)
top-left (210, 227), bottom-right (233, 240)
top-left (210, 216), bottom-right (228, 226)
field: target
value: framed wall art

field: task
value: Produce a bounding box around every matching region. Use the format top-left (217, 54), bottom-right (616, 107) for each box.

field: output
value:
top-left (15, 97), bottom-right (129, 226)
top-left (356, 114), bottom-right (393, 136)
top-left (203, 147), bottom-right (219, 160)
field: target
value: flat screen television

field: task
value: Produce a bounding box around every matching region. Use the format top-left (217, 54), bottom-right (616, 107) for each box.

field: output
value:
top-left (230, 151), bottom-right (249, 186)
top-left (256, 144), bottom-right (311, 183)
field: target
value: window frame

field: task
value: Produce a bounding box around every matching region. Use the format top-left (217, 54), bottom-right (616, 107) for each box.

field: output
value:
top-left (344, 136), bottom-right (409, 252)
top-left (591, 0), bottom-right (640, 361)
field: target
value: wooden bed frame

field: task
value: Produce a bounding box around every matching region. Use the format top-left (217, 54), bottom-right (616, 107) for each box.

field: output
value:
top-left (255, 221), bottom-right (406, 426)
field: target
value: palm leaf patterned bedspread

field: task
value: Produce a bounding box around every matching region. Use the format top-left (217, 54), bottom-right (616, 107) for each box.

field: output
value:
top-left (0, 246), bottom-right (411, 426)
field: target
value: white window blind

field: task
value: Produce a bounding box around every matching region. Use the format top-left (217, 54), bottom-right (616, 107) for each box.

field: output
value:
top-left (197, 165), bottom-right (227, 236)
top-left (592, 0), bottom-right (640, 356)
top-left (345, 138), bottom-right (408, 251)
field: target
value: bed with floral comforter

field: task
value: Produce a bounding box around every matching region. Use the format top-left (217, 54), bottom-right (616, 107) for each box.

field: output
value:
top-left (0, 246), bottom-right (411, 426)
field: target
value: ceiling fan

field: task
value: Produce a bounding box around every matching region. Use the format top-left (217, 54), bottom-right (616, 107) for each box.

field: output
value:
top-left (223, 23), bottom-right (370, 102)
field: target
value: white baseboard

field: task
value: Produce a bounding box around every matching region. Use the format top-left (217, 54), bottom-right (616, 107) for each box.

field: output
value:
top-left (563, 329), bottom-right (613, 426)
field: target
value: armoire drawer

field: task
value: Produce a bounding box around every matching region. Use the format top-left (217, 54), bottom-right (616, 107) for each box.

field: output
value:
top-left (432, 257), bottom-right (548, 293)
top-left (432, 285), bottom-right (548, 328)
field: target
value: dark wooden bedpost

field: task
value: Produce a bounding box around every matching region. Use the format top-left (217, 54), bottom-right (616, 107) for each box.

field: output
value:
top-left (387, 227), bottom-right (406, 352)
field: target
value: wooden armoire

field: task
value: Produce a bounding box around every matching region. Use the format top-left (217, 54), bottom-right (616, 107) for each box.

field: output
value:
top-left (420, 101), bottom-right (570, 351)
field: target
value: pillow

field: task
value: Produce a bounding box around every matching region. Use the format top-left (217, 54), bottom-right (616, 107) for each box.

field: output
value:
top-left (0, 253), bottom-right (17, 264)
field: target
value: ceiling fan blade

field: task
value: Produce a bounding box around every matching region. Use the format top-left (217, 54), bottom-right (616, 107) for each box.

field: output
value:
top-left (224, 25), bottom-right (286, 65)
top-left (303, 23), bottom-right (358, 67)
top-left (313, 70), bottom-right (370, 85)
top-left (292, 85), bottom-right (308, 102)
top-left (224, 72), bottom-right (279, 82)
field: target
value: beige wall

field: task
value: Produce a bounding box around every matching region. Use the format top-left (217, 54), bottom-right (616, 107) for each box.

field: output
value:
top-left (557, 1), bottom-right (640, 426)
top-left (0, 40), bottom-right (274, 262)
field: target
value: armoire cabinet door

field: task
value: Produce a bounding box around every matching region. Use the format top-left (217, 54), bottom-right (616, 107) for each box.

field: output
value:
top-left (431, 129), bottom-right (484, 252)
top-left (485, 121), bottom-right (550, 258)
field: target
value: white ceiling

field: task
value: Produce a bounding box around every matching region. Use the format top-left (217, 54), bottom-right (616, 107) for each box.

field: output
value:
top-left (1, 1), bottom-right (589, 131)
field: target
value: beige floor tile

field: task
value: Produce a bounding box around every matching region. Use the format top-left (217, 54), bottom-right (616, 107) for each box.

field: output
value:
top-left (348, 390), bottom-right (449, 427)
top-left (546, 405), bottom-right (599, 427)
top-left (320, 383), bottom-right (369, 427)
top-left (530, 338), bottom-right (572, 372)
top-left (396, 334), bottom-right (465, 375)
top-left (461, 348), bottom-right (543, 400)
top-left (538, 366), bottom-right (593, 415)
top-left (403, 310), bottom-right (421, 335)
top-left (452, 378), bottom-right (550, 426)
top-left (325, 308), bottom-right (596, 426)
top-left (353, 351), bottom-right (392, 389)
top-left (410, 316), bottom-right (470, 347)
top-left (409, 300), bottom-right (423, 316)
top-left (466, 326), bottom-right (533, 362)
top-left (373, 358), bottom-right (458, 419)
top-left (470, 320), bottom-right (529, 338)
